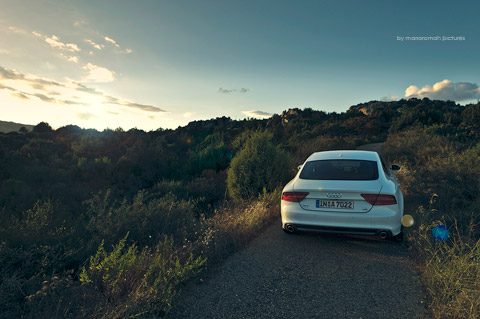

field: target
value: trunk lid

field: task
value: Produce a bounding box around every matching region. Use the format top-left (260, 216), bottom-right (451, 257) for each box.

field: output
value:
top-left (293, 179), bottom-right (382, 213)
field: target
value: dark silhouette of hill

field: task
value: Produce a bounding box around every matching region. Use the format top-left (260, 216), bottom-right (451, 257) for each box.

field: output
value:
top-left (0, 120), bottom-right (34, 133)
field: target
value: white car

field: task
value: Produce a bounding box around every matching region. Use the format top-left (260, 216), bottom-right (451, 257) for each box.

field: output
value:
top-left (281, 150), bottom-right (404, 241)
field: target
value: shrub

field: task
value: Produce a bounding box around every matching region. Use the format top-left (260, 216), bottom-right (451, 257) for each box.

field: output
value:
top-left (84, 190), bottom-right (199, 249)
top-left (227, 131), bottom-right (289, 202)
top-left (199, 188), bottom-right (281, 263)
top-left (79, 234), bottom-right (206, 317)
top-left (385, 128), bottom-right (480, 318)
top-left (407, 206), bottom-right (480, 319)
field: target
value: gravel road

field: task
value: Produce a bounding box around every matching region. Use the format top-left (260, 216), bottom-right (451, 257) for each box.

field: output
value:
top-left (169, 143), bottom-right (426, 318)
top-left (169, 224), bottom-right (426, 319)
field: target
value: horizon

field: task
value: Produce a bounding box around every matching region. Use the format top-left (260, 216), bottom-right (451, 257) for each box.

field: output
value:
top-left (2, 96), bottom-right (478, 132)
top-left (1, 0), bottom-right (479, 131)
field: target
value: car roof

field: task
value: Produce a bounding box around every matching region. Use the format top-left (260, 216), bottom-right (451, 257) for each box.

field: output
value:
top-left (306, 150), bottom-right (379, 162)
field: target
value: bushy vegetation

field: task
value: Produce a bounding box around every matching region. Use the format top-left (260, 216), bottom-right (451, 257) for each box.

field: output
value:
top-left (227, 131), bottom-right (289, 201)
top-left (383, 125), bottom-right (480, 318)
top-left (1, 97), bottom-right (479, 317)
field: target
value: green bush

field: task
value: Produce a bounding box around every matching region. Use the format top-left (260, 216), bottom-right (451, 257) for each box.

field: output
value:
top-left (227, 131), bottom-right (289, 202)
top-left (84, 190), bottom-right (199, 249)
top-left (79, 234), bottom-right (206, 317)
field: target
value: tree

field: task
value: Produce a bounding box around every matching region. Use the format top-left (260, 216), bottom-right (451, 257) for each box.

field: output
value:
top-left (227, 131), bottom-right (289, 201)
top-left (19, 126), bottom-right (28, 133)
top-left (33, 122), bottom-right (52, 133)
top-left (462, 103), bottom-right (480, 126)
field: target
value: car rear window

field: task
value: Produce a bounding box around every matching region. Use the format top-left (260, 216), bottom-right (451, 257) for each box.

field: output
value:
top-left (299, 159), bottom-right (379, 180)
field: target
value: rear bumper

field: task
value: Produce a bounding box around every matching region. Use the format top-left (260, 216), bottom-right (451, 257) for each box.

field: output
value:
top-left (281, 201), bottom-right (402, 236)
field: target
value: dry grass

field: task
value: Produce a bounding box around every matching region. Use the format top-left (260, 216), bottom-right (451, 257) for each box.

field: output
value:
top-left (9, 190), bottom-right (282, 319)
top-left (408, 214), bottom-right (480, 319)
top-left (383, 129), bottom-right (480, 319)
top-left (199, 188), bottom-right (281, 264)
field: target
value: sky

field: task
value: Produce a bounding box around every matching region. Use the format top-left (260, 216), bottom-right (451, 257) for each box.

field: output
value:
top-left (1, 0), bottom-right (479, 131)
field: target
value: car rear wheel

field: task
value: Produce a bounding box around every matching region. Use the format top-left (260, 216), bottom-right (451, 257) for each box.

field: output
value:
top-left (389, 231), bottom-right (404, 243)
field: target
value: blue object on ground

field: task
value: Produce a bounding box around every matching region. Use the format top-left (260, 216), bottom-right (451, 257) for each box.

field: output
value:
top-left (432, 225), bottom-right (449, 241)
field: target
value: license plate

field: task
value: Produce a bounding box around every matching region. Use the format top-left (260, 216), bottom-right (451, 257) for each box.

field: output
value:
top-left (316, 200), bottom-right (354, 209)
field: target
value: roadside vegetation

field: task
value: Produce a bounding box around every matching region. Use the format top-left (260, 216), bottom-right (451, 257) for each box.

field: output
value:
top-left (383, 103), bottom-right (480, 318)
top-left (0, 98), bottom-right (479, 318)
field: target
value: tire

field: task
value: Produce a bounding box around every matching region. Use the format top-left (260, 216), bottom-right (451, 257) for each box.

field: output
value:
top-left (390, 232), bottom-right (404, 243)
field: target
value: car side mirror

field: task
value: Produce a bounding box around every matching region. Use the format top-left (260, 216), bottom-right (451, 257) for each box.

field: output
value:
top-left (298, 165), bottom-right (303, 171)
top-left (391, 164), bottom-right (401, 172)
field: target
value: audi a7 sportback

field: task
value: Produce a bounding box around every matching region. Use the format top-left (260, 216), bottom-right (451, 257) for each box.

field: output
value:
top-left (281, 150), bottom-right (404, 241)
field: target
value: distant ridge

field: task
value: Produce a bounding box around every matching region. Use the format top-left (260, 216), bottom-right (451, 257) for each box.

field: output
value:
top-left (0, 120), bottom-right (35, 133)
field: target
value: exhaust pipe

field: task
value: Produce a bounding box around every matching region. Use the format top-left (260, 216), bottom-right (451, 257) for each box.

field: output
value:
top-left (379, 231), bottom-right (389, 239)
top-left (285, 224), bottom-right (296, 233)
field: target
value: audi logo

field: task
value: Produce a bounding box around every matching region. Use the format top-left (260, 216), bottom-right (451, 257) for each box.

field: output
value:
top-left (326, 192), bottom-right (343, 198)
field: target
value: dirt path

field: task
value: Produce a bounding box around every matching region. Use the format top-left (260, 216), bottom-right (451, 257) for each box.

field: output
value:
top-left (169, 142), bottom-right (426, 318)
top-left (355, 142), bottom-right (384, 154)
top-left (169, 225), bottom-right (425, 318)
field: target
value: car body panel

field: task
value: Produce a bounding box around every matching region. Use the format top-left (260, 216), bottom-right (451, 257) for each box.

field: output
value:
top-left (293, 179), bottom-right (382, 213)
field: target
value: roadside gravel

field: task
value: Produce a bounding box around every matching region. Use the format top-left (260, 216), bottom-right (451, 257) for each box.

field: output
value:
top-left (168, 222), bottom-right (426, 319)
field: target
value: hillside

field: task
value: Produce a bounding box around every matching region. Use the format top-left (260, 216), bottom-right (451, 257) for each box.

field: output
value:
top-left (1, 97), bottom-right (479, 318)
top-left (0, 120), bottom-right (34, 133)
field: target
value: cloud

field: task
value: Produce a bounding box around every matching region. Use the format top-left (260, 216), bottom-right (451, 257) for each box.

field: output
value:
top-left (380, 95), bottom-right (398, 102)
top-left (183, 112), bottom-right (195, 118)
top-left (67, 56), bottom-right (79, 63)
top-left (76, 112), bottom-right (96, 120)
top-left (0, 48), bottom-right (9, 54)
top-left (32, 93), bottom-right (56, 103)
top-left (241, 110), bottom-right (273, 119)
top-left (104, 36), bottom-right (120, 47)
top-left (13, 92), bottom-right (30, 100)
top-left (83, 63), bottom-right (115, 82)
top-left (218, 88), bottom-right (234, 93)
top-left (0, 66), bottom-right (24, 80)
top-left (73, 20), bottom-right (87, 27)
top-left (405, 79), bottom-right (480, 102)
top-left (32, 31), bottom-right (42, 37)
top-left (0, 65), bottom-right (164, 112)
top-left (0, 66), bottom-right (64, 90)
top-left (0, 83), bottom-right (16, 91)
top-left (8, 26), bottom-right (26, 34)
top-left (85, 39), bottom-right (104, 50)
top-left (104, 36), bottom-right (132, 53)
top-left (44, 34), bottom-right (80, 52)
top-left (105, 96), bottom-right (166, 112)
top-left (60, 54), bottom-right (79, 63)
top-left (74, 82), bottom-right (104, 96)
top-left (218, 87), bottom-right (249, 94)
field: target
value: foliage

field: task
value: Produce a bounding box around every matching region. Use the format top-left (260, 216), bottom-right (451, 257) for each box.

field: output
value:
top-left (1, 98), bottom-right (480, 317)
top-left (79, 234), bottom-right (206, 317)
top-left (407, 207), bottom-right (480, 319)
top-left (199, 188), bottom-right (282, 263)
top-left (383, 124), bottom-right (480, 318)
top-left (227, 131), bottom-right (289, 201)
top-left (84, 190), bottom-right (199, 249)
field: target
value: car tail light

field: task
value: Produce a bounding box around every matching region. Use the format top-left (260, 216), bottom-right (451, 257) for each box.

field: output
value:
top-left (282, 192), bottom-right (309, 202)
top-left (361, 194), bottom-right (397, 205)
